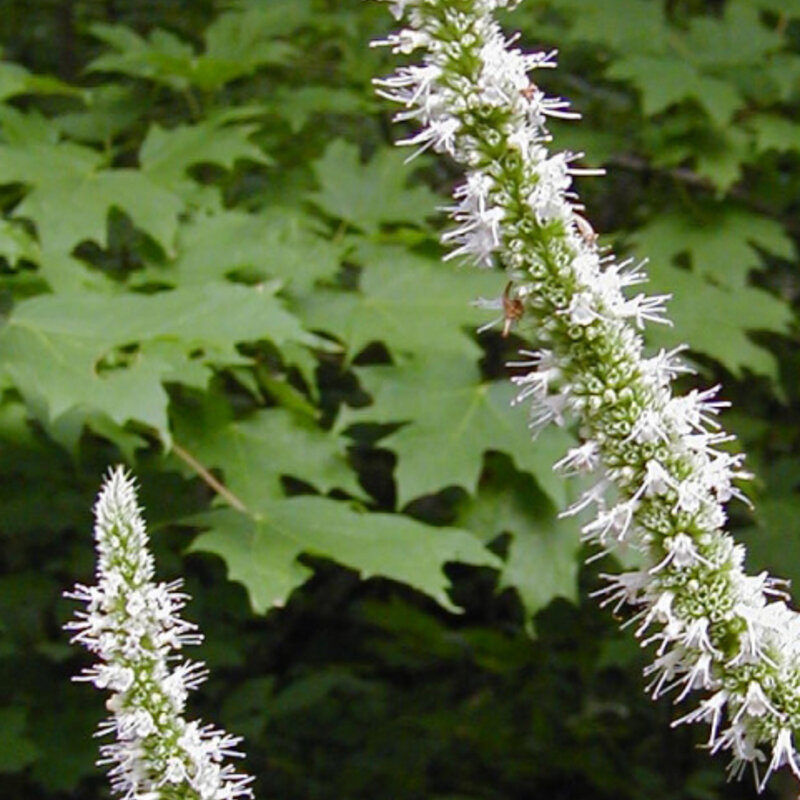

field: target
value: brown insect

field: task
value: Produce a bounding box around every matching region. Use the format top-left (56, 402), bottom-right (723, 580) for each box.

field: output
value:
top-left (574, 214), bottom-right (598, 247)
top-left (520, 83), bottom-right (539, 102)
top-left (502, 281), bottom-right (524, 337)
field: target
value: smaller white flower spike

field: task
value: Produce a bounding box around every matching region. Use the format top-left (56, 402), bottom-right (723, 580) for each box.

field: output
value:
top-left (374, 0), bottom-right (800, 790)
top-left (65, 466), bottom-right (254, 800)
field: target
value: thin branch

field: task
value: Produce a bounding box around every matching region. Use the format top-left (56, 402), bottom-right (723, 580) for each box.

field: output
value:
top-left (171, 441), bottom-right (250, 514)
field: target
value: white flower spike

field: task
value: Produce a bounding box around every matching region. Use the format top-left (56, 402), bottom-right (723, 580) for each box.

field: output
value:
top-left (374, 0), bottom-right (800, 790)
top-left (65, 466), bottom-right (254, 800)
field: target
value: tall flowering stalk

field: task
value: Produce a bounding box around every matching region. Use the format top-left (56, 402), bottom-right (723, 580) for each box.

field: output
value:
top-left (65, 467), bottom-right (254, 800)
top-left (374, 0), bottom-right (800, 789)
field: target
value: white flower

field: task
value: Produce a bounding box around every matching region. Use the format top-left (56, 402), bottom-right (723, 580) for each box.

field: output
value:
top-left (761, 729), bottom-right (800, 789)
top-left (733, 681), bottom-right (779, 723)
top-left (374, 0), bottom-right (800, 790)
top-left (553, 441), bottom-right (600, 475)
top-left (672, 688), bottom-right (729, 745)
top-left (65, 467), bottom-right (253, 800)
top-left (442, 203), bottom-right (505, 266)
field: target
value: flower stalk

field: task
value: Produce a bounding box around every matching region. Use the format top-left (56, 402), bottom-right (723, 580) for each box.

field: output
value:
top-left (374, 0), bottom-right (800, 789)
top-left (65, 467), bottom-right (254, 800)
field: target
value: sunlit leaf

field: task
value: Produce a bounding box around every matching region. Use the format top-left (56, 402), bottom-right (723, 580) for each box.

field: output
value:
top-left (298, 243), bottom-right (499, 360)
top-left (645, 263), bottom-right (792, 380)
top-left (140, 118), bottom-right (271, 191)
top-left (309, 141), bottom-right (438, 234)
top-left (190, 496), bottom-right (501, 612)
top-left (0, 284), bottom-right (313, 440)
top-left (161, 208), bottom-right (342, 293)
top-left (174, 406), bottom-right (365, 504)
top-left (633, 208), bottom-right (794, 290)
top-left (338, 352), bottom-right (573, 508)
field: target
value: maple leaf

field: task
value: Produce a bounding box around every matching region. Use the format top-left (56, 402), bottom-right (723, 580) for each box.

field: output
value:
top-left (555, 0), bottom-right (671, 55)
top-left (0, 283), bottom-right (314, 442)
top-left (644, 263), bottom-right (792, 380)
top-left (692, 127), bottom-right (750, 192)
top-left (338, 351), bottom-right (573, 508)
top-left (0, 135), bottom-right (183, 256)
top-left (457, 455), bottom-right (581, 628)
top-left (309, 140), bottom-right (438, 235)
top-left (270, 86), bottom-right (366, 132)
top-left (158, 208), bottom-right (342, 293)
top-left (684, 3), bottom-right (782, 68)
top-left (607, 56), bottom-right (743, 124)
top-left (52, 85), bottom-right (142, 145)
top-left (0, 61), bottom-right (81, 102)
top-left (139, 118), bottom-right (272, 193)
top-left (749, 114), bottom-right (800, 154)
top-left (0, 219), bottom-right (39, 268)
top-left (633, 208), bottom-right (795, 291)
top-left (173, 405), bottom-right (365, 504)
top-left (298, 243), bottom-right (500, 361)
top-left (189, 496), bottom-right (501, 613)
top-left (88, 4), bottom-right (298, 93)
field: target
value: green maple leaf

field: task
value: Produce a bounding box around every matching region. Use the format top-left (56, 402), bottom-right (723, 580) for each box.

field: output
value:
top-left (0, 137), bottom-right (183, 255)
top-left (633, 208), bottom-right (794, 290)
top-left (53, 85), bottom-right (142, 145)
top-left (0, 106), bottom-right (59, 153)
top-left (2, 330), bottom-right (171, 443)
top-left (189, 496), bottom-right (500, 613)
top-left (0, 132), bottom-right (99, 175)
top-left (298, 244), bottom-right (500, 360)
top-left (270, 86), bottom-right (366, 132)
top-left (607, 56), bottom-right (742, 125)
top-left (161, 208), bottom-right (342, 293)
top-left (18, 170), bottom-right (183, 256)
top-left (89, 8), bottom-right (296, 93)
top-left (205, 0), bottom-right (313, 48)
top-left (0, 61), bottom-right (81, 102)
top-left (201, 2), bottom-right (306, 75)
top-left (692, 126), bottom-right (750, 192)
top-left (174, 406), bottom-right (365, 505)
top-left (458, 456), bottom-right (581, 626)
top-left (309, 141), bottom-right (438, 234)
top-left (554, 0), bottom-right (671, 55)
top-left (139, 118), bottom-right (271, 192)
top-left (88, 25), bottom-right (198, 90)
top-left (749, 114), bottom-right (800, 153)
top-left (0, 283), bottom-right (313, 440)
top-left (685, 3), bottom-right (782, 68)
top-left (644, 263), bottom-right (792, 380)
top-left (0, 219), bottom-right (39, 268)
top-left (34, 251), bottom-right (110, 295)
top-left (763, 53), bottom-right (800, 103)
top-left (338, 351), bottom-right (573, 508)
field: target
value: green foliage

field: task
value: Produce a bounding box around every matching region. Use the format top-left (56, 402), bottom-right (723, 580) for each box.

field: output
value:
top-left (338, 352), bottom-right (573, 507)
top-left (190, 496), bottom-right (500, 612)
top-left (309, 141), bottom-right (439, 234)
top-left (0, 1), bottom-right (798, 799)
top-left (457, 454), bottom-right (582, 622)
top-left (299, 242), bottom-right (496, 360)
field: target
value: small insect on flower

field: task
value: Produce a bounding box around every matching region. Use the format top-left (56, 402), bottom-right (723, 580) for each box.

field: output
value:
top-left (502, 281), bottom-right (525, 337)
top-left (574, 214), bottom-right (598, 247)
top-left (520, 83), bottom-right (539, 102)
